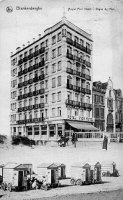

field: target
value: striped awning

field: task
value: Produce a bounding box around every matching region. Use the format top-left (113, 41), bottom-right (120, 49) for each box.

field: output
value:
top-left (67, 121), bottom-right (98, 131)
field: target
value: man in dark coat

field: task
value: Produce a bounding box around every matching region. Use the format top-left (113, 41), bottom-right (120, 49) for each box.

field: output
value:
top-left (103, 135), bottom-right (108, 150)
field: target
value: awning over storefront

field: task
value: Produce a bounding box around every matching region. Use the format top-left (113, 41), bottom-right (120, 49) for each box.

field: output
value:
top-left (66, 121), bottom-right (99, 131)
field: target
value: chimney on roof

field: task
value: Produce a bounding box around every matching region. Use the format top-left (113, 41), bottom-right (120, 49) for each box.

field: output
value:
top-left (33, 38), bottom-right (35, 42)
top-left (27, 41), bottom-right (30, 46)
top-left (22, 44), bottom-right (25, 48)
top-left (11, 52), bottom-right (13, 56)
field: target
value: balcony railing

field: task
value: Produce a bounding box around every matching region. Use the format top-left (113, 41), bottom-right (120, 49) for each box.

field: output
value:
top-left (66, 99), bottom-right (92, 109)
top-left (39, 60), bottom-right (45, 67)
top-left (18, 95), bottom-right (23, 100)
top-left (23, 56), bottom-right (28, 62)
top-left (39, 103), bottom-right (45, 108)
top-left (39, 74), bottom-right (45, 80)
top-left (66, 52), bottom-right (73, 60)
top-left (23, 68), bottom-right (28, 74)
top-left (39, 88), bottom-right (45, 94)
top-left (66, 37), bottom-right (73, 45)
top-left (28, 65), bottom-right (34, 72)
top-left (28, 79), bottom-right (33, 84)
top-left (17, 117), bottom-right (44, 124)
top-left (34, 50), bottom-right (39, 57)
top-left (28, 53), bottom-right (33, 60)
top-left (18, 59), bottom-right (23, 65)
top-left (18, 71), bottom-right (23, 76)
top-left (39, 47), bottom-right (45, 54)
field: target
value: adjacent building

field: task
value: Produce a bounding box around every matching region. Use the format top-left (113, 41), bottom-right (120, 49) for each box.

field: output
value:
top-left (93, 78), bottom-right (123, 134)
top-left (10, 16), bottom-right (96, 142)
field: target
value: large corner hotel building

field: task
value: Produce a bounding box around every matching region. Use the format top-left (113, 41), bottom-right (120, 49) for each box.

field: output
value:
top-left (10, 16), bottom-right (95, 141)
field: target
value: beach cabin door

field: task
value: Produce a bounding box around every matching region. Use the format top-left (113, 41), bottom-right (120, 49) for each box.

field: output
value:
top-left (18, 171), bottom-right (23, 187)
top-left (51, 170), bottom-right (55, 184)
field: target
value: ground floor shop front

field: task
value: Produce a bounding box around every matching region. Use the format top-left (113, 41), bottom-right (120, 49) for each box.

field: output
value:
top-left (11, 119), bottom-right (100, 142)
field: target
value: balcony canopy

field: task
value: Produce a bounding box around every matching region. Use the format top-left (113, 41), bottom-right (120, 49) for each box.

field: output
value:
top-left (66, 121), bottom-right (98, 131)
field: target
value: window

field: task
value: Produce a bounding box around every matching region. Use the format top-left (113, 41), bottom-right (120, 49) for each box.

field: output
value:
top-left (86, 69), bottom-right (90, 76)
top-left (86, 110), bottom-right (90, 118)
top-left (52, 78), bottom-right (56, 88)
top-left (19, 77), bottom-right (22, 83)
top-left (57, 32), bottom-right (61, 41)
top-left (19, 89), bottom-right (22, 95)
top-left (67, 61), bottom-right (72, 68)
top-left (86, 42), bottom-right (90, 49)
top-left (57, 92), bottom-right (61, 101)
top-left (52, 93), bottom-right (56, 103)
top-left (52, 49), bottom-right (56, 59)
top-left (80, 39), bottom-right (84, 46)
top-left (29, 48), bottom-right (33, 54)
top-left (29, 73), bottom-right (33, 79)
top-left (58, 46), bottom-right (61, 56)
top-left (58, 107), bottom-right (61, 116)
top-left (75, 110), bottom-right (78, 116)
top-left (19, 113), bottom-right (22, 120)
top-left (67, 46), bottom-right (72, 54)
top-left (24, 63), bottom-right (27, 69)
top-left (40, 96), bottom-right (44, 103)
top-left (35, 45), bottom-right (38, 51)
top-left (75, 93), bottom-right (79, 101)
top-left (86, 82), bottom-right (90, 89)
top-left (100, 108), bottom-right (104, 119)
top-left (45, 80), bottom-right (48, 89)
top-left (34, 83), bottom-right (38, 91)
top-left (34, 110), bottom-right (38, 118)
top-left (24, 87), bottom-right (27, 94)
top-left (58, 61), bottom-right (61, 71)
top-left (24, 75), bottom-right (27, 81)
top-left (45, 109), bottom-right (48, 118)
top-left (57, 76), bottom-right (61, 86)
top-left (24, 99), bottom-right (27, 107)
top-left (35, 57), bottom-right (38, 64)
top-left (86, 96), bottom-right (90, 104)
top-left (45, 94), bottom-right (48, 103)
top-left (45, 52), bottom-right (48, 61)
top-left (52, 63), bottom-right (56, 73)
top-left (19, 101), bottom-right (22, 108)
top-left (46, 39), bottom-right (48, 47)
top-left (45, 66), bottom-right (48, 75)
top-left (52, 108), bottom-right (55, 117)
top-left (41, 42), bottom-right (44, 48)
top-left (34, 97), bottom-right (38, 105)
top-left (74, 36), bottom-right (79, 43)
top-left (40, 81), bottom-right (44, 89)
top-left (95, 108), bottom-right (99, 118)
top-left (52, 35), bottom-right (56, 44)
top-left (29, 85), bottom-right (32, 92)
top-left (67, 32), bottom-right (72, 39)
top-left (29, 98), bottom-right (32, 105)
top-left (29, 111), bottom-right (32, 119)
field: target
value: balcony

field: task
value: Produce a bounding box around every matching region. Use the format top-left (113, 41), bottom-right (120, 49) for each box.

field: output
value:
top-left (66, 37), bottom-right (73, 45)
top-left (23, 68), bottom-right (28, 74)
top-left (66, 83), bottom-right (73, 90)
top-left (39, 88), bottom-right (45, 94)
top-left (28, 105), bottom-right (33, 110)
top-left (33, 77), bottom-right (39, 83)
top-left (18, 59), bottom-right (23, 65)
top-left (39, 103), bottom-right (45, 108)
top-left (39, 47), bottom-right (45, 54)
top-left (33, 104), bottom-right (39, 109)
top-left (73, 101), bottom-right (80, 107)
top-left (28, 92), bottom-right (33, 97)
top-left (85, 103), bottom-right (92, 109)
top-left (86, 89), bottom-right (91, 95)
top-left (23, 93), bottom-right (28, 99)
top-left (39, 74), bottom-right (45, 80)
top-left (34, 50), bottom-right (39, 57)
top-left (73, 85), bottom-right (81, 92)
top-left (33, 118), bottom-right (40, 123)
top-left (66, 52), bottom-right (73, 60)
top-left (39, 60), bottom-right (45, 67)
top-left (28, 65), bottom-right (34, 72)
top-left (23, 56), bottom-right (28, 62)
top-left (23, 106), bottom-right (28, 111)
top-left (28, 79), bottom-right (33, 84)
top-left (18, 71), bottom-right (23, 76)
top-left (18, 107), bottom-right (23, 112)
top-left (23, 80), bottom-right (28, 86)
top-left (66, 67), bottom-right (73, 75)
top-left (85, 61), bottom-right (91, 68)
top-left (33, 90), bottom-right (39, 96)
top-left (17, 120), bottom-right (25, 124)
top-left (18, 83), bottom-right (23, 88)
top-left (33, 63), bottom-right (39, 70)
top-left (66, 99), bottom-right (74, 106)
top-left (85, 74), bottom-right (91, 81)
top-left (28, 53), bottom-right (33, 60)
top-left (18, 95), bottom-right (23, 100)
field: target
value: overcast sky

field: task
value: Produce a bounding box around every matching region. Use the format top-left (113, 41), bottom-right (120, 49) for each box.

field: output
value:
top-left (0, 0), bottom-right (123, 135)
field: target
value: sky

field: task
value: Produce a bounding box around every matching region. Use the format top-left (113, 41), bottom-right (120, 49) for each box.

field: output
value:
top-left (0, 0), bottom-right (123, 135)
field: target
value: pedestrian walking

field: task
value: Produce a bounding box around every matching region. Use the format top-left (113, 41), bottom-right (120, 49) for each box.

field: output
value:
top-left (102, 135), bottom-right (108, 150)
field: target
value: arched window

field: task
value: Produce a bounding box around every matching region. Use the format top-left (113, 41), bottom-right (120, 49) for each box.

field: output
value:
top-left (67, 75), bottom-right (72, 85)
top-left (86, 68), bottom-right (90, 75)
top-left (29, 111), bottom-right (32, 119)
top-left (107, 113), bottom-right (113, 124)
top-left (86, 82), bottom-right (90, 89)
top-left (67, 61), bottom-right (72, 69)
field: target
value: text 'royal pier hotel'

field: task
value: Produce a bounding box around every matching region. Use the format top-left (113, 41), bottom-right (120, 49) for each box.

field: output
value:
top-left (10, 16), bottom-right (95, 141)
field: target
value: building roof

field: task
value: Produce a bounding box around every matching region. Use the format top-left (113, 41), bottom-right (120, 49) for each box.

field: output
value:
top-left (4, 162), bottom-right (19, 169)
top-left (71, 162), bottom-right (91, 168)
top-left (37, 163), bottom-right (58, 169)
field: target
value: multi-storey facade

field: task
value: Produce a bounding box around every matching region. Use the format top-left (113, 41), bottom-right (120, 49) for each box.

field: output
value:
top-left (10, 16), bottom-right (95, 141)
top-left (92, 78), bottom-right (123, 134)
top-left (92, 81), bottom-right (106, 131)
